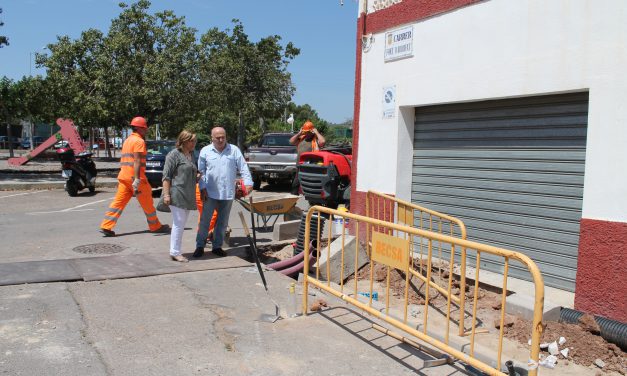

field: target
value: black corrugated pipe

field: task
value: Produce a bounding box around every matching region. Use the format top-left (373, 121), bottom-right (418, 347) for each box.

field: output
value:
top-left (559, 308), bottom-right (627, 351)
top-left (294, 212), bottom-right (325, 255)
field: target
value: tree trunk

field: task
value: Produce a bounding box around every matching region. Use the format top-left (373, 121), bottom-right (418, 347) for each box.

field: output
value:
top-left (6, 121), bottom-right (14, 158)
top-left (237, 111), bottom-right (245, 151)
top-left (104, 125), bottom-right (112, 158)
top-left (259, 116), bottom-right (266, 133)
top-left (29, 117), bottom-right (34, 151)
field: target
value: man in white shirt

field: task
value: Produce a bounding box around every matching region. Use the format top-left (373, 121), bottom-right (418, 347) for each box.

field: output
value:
top-left (194, 126), bottom-right (253, 257)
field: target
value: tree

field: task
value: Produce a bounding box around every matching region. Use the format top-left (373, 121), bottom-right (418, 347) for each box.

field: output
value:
top-left (0, 77), bottom-right (18, 156)
top-left (0, 8), bottom-right (8, 48)
top-left (14, 76), bottom-right (50, 148)
top-left (105, 0), bottom-right (200, 137)
top-left (42, 30), bottom-right (114, 153)
top-left (197, 19), bottom-right (299, 144)
top-left (36, 0), bottom-right (303, 148)
top-left (41, 0), bottom-right (200, 154)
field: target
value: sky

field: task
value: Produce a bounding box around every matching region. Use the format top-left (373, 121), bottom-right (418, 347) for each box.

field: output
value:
top-left (0, 0), bottom-right (358, 124)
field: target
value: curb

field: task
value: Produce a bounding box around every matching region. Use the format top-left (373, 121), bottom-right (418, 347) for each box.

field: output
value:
top-left (0, 180), bottom-right (119, 191)
top-left (0, 168), bottom-right (119, 175)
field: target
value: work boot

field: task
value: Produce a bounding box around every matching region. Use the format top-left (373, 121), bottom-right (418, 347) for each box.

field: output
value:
top-left (152, 224), bottom-right (170, 234)
top-left (212, 248), bottom-right (227, 257)
top-left (193, 247), bottom-right (204, 258)
top-left (100, 228), bottom-right (115, 237)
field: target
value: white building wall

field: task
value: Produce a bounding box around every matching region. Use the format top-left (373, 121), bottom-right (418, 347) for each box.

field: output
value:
top-left (357, 0), bottom-right (627, 222)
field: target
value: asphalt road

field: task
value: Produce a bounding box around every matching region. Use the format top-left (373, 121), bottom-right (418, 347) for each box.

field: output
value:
top-left (0, 186), bottom-right (474, 376)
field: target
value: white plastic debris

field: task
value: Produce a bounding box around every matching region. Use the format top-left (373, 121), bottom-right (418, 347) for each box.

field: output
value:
top-left (539, 355), bottom-right (558, 369)
top-left (548, 341), bottom-right (559, 355)
top-left (558, 336), bottom-right (566, 346)
top-left (560, 348), bottom-right (569, 358)
top-left (528, 339), bottom-right (532, 346)
top-left (540, 342), bottom-right (550, 349)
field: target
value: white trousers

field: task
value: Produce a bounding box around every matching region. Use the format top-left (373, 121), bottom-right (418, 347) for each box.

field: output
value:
top-left (169, 205), bottom-right (190, 257)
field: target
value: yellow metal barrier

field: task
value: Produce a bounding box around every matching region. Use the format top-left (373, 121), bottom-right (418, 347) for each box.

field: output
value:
top-left (366, 189), bottom-right (470, 336)
top-left (302, 206), bottom-right (545, 376)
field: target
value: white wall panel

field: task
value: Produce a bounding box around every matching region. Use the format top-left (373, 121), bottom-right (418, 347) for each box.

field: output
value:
top-left (356, 0), bottom-right (627, 221)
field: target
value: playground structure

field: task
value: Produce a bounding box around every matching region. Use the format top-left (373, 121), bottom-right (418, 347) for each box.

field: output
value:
top-left (8, 118), bottom-right (87, 166)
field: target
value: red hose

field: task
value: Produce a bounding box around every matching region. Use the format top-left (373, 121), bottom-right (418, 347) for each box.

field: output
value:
top-left (267, 250), bottom-right (306, 270)
top-left (277, 254), bottom-right (316, 277)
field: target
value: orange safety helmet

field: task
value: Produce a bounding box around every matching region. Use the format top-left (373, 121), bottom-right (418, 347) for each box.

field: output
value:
top-left (130, 116), bottom-right (148, 129)
top-left (301, 120), bottom-right (314, 132)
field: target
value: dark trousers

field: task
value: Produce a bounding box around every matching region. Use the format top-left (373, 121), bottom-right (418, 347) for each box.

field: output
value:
top-left (291, 172), bottom-right (300, 195)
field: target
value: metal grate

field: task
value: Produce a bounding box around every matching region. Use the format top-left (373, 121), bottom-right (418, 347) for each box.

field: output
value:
top-left (72, 243), bottom-right (127, 255)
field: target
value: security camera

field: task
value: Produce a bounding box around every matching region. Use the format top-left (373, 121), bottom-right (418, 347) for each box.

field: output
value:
top-left (340, 0), bottom-right (344, 5)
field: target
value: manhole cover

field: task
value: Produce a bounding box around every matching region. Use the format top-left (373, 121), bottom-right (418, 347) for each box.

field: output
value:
top-left (73, 243), bottom-right (127, 255)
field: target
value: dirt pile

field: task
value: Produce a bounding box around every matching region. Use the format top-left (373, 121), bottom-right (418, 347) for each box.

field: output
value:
top-left (504, 316), bottom-right (626, 374)
top-left (258, 243), bottom-right (295, 264)
top-left (351, 260), bottom-right (499, 309)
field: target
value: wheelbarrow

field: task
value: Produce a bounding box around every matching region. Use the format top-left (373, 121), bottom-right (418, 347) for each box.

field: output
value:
top-left (236, 192), bottom-right (300, 253)
top-left (237, 192), bottom-right (299, 231)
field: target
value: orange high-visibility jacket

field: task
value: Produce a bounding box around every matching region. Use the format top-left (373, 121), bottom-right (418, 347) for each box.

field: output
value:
top-left (118, 133), bottom-right (146, 180)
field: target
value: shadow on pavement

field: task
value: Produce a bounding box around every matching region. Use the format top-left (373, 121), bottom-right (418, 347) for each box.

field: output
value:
top-left (319, 307), bottom-right (472, 375)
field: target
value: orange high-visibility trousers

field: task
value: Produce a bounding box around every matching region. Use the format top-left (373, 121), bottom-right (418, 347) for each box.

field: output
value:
top-left (101, 178), bottom-right (162, 232)
top-left (195, 185), bottom-right (217, 235)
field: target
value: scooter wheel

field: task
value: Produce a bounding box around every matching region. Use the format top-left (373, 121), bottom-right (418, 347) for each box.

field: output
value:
top-left (66, 181), bottom-right (79, 197)
top-left (89, 186), bottom-right (96, 193)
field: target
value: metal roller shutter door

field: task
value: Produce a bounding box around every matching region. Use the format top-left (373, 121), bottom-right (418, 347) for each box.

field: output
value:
top-left (412, 92), bottom-right (588, 291)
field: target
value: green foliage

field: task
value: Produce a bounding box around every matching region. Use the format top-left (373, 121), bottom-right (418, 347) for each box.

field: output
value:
top-left (0, 76), bottom-right (49, 125)
top-left (0, 8), bottom-right (8, 48)
top-left (197, 19), bottom-right (299, 143)
top-left (0, 77), bottom-right (17, 123)
top-left (6, 0), bottom-right (346, 149)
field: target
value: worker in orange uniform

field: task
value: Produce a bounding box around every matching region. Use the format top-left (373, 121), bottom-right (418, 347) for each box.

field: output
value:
top-left (195, 184), bottom-right (218, 239)
top-left (99, 116), bottom-right (169, 237)
top-left (289, 120), bottom-right (325, 195)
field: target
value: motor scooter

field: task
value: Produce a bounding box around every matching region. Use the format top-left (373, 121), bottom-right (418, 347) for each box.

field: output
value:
top-left (56, 147), bottom-right (97, 196)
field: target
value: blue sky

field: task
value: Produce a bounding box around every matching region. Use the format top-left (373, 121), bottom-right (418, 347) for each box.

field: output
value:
top-left (0, 0), bottom-right (358, 124)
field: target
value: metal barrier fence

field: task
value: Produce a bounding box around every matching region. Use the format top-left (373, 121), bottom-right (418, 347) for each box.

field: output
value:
top-left (366, 189), bottom-right (470, 337)
top-left (302, 206), bottom-right (545, 376)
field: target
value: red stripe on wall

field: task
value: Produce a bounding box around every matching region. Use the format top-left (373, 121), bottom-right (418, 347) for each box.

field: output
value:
top-left (364, 0), bottom-right (482, 35)
top-left (350, 12), bottom-right (365, 217)
top-left (574, 218), bottom-right (627, 323)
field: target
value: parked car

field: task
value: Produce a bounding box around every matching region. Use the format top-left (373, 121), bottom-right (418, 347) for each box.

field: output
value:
top-left (145, 140), bottom-right (203, 189)
top-left (20, 136), bottom-right (45, 149)
top-left (0, 136), bottom-right (20, 149)
top-left (145, 140), bottom-right (177, 188)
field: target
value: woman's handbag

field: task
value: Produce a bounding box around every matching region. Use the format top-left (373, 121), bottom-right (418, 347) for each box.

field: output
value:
top-left (156, 192), bottom-right (170, 212)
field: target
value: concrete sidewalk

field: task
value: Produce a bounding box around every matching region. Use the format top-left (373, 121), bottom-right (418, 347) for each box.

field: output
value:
top-left (0, 181), bottom-right (472, 375)
top-left (3, 266), bottom-right (462, 375)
